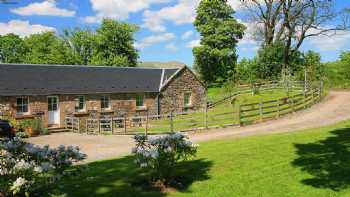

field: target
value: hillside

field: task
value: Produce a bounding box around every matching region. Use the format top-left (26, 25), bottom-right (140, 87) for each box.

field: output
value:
top-left (138, 61), bottom-right (186, 68)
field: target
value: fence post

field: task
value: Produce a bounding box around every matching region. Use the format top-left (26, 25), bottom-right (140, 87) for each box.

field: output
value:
top-left (78, 118), bottom-right (80, 133)
top-left (312, 89), bottom-right (315, 105)
top-left (259, 101), bottom-right (263, 122)
top-left (86, 119), bottom-right (88, 133)
top-left (124, 115), bottom-right (127, 134)
top-left (291, 96), bottom-right (295, 113)
top-left (238, 104), bottom-right (242, 126)
top-left (205, 103), bottom-right (208, 129)
top-left (111, 118), bottom-right (114, 135)
top-left (277, 100), bottom-right (280, 118)
top-left (145, 112), bottom-right (149, 137)
top-left (98, 119), bottom-right (101, 134)
top-left (170, 111), bottom-right (174, 132)
top-left (319, 81), bottom-right (323, 100)
top-left (303, 91), bottom-right (307, 109)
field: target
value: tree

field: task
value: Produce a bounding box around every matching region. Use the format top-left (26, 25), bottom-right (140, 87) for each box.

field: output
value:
top-left (91, 19), bottom-right (139, 67)
top-left (241, 0), bottom-right (348, 70)
top-left (303, 51), bottom-right (324, 81)
top-left (256, 42), bottom-right (303, 79)
top-left (0, 34), bottom-right (26, 63)
top-left (24, 32), bottom-right (77, 65)
top-left (235, 57), bottom-right (258, 82)
top-left (62, 28), bottom-right (95, 65)
top-left (193, 0), bottom-right (246, 85)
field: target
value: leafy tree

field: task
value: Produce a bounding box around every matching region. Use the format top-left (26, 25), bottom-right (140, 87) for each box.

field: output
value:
top-left (91, 19), bottom-right (139, 67)
top-left (256, 42), bottom-right (303, 79)
top-left (241, 0), bottom-right (348, 69)
top-left (62, 28), bottom-right (95, 65)
top-left (0, 34), bottom-right (27, 63)
top-left (303, 51), bottom-right (324, 81)
top-left (235, 57), bottom-right (258, 82)
top-left (24, 32), bottom-right (77, 65)
top-left (193, 0), bottom-right (245, 85)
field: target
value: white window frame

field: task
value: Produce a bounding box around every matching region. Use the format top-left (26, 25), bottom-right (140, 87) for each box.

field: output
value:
top-left (16, 96), bottom-right (29, 115)
top-left (75, 96), bottom-right (86, 112)
top-left (100, 95), bottom-right (110, 110)
top-left (184, 92), bottom-right (192, 107)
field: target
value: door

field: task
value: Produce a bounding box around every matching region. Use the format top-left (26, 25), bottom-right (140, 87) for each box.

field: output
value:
top-left (48, 96), bottom-right (60, 126)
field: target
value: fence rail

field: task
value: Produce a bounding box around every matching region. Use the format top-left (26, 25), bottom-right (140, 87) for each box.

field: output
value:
top-left (64, 81), bottom-right (324, 135)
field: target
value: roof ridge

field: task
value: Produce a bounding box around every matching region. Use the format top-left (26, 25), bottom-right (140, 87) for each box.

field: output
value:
top-left (0, 63), bottom-right (180, 70)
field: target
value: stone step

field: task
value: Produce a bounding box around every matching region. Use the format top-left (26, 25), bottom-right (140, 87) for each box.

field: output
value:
top-left (47, 127), bottom-right (70, 133)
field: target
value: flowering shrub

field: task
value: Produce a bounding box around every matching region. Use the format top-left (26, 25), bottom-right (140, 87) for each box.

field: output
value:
top-left (132, 132), bottom-right (198, 182)
top-left (0, 137), bottom-right (86, 196)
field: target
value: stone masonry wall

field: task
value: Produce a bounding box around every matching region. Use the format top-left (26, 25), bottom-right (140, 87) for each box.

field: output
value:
top-left (0, 93), bottom-right (158, 128)
top-left (159, 68), bottom-right (206, 114)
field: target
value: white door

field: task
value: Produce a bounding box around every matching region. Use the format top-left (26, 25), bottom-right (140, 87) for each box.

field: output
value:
top-left (48, 96), bottom-right (60, 126)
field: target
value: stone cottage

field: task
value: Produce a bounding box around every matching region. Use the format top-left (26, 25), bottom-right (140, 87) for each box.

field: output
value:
top-left (0, 64), bottom-right (206, 128)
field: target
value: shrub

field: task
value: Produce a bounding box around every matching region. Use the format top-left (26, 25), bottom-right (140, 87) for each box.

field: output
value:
top-left (0, 137), bottom-right (86, 196)
top-left (132, 132), bottom-right (198, 183)
top-left (15, 132), bottom-right (28, 138)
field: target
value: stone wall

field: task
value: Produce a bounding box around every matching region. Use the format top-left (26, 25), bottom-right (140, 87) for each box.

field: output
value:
top-left (159, 67), bottom-right (206, 114)
top-left (0, 93), bottom-right (158, 128)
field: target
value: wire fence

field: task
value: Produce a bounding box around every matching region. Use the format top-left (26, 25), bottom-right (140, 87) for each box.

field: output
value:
top-left (64, 81), bottom-right (324, 135)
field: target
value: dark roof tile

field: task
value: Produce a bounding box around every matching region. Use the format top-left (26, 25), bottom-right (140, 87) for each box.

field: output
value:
top-left (0, 64), bottom-right (179, 96)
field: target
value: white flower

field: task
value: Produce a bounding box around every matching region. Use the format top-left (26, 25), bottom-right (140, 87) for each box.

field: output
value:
top-left (140, 163), bottom-right (148, 168)
top-left (12, 177), bottom-right (27, 189)
top-left (34, 166), bottom-right (43, 173)
top-left (14, 160), bottom-right (32, 171)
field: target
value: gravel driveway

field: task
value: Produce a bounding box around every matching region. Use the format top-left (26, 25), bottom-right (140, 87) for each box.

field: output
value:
top-left (27, 91), bottom-right (350, 163)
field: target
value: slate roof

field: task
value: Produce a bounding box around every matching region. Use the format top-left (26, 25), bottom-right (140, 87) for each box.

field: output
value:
top-left (0, 64), bottom-right (180, 96)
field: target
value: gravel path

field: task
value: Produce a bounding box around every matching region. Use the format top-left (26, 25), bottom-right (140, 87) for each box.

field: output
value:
top-left (27, 91), bottom-right (350, 163)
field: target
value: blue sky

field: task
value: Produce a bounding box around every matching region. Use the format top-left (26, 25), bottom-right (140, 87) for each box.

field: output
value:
top-left (0, 0), bottom-right (350, 66)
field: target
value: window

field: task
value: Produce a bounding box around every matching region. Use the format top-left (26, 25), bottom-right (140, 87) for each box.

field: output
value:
top-left (16, 97), bottom-right (29, 114)
top-left (101, 96), bottom-right (110, 110)
top-left (75, 96), bottom-right (85, 112)
top-left (136, 94), bottom-right (144, 107)
top-left (184, 92), bottom-right (192, 106)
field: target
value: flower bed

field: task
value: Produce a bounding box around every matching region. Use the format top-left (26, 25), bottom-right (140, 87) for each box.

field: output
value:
top-left (0, 137), bottom-right (86, 196)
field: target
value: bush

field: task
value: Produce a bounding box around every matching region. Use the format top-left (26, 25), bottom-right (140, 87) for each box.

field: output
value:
top-left (15, 132), bottom-right (28, 138)
top-left (18, 118), bottom-right (44, 137)
top-left (132, 133), bottom-right (198, 183)
top-left (0, 137), bottom-right (86, 196)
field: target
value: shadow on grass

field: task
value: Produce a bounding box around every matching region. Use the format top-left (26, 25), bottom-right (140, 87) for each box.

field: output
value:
top-left (49, 155), bottom-right (212, 197)
top-left (293, 127), bottom-right (350, 191)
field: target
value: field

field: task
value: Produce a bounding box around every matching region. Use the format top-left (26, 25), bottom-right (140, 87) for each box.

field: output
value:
top-left (48, 120), bottom-right (350, 197)
top-left (132, 86), bottom-right (310, 134)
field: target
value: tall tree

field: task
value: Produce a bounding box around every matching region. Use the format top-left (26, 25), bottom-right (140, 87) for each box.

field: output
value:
top-left (193, 0), bottom-right (246, 85)
top-left (0, 34), bottom-right (27, 63)
top-left (241, 0), bottom-right (348, 70)
top-left (91, 19), bottom-right (139, 67)
top-left (24, 32), bottom-right (77, 65)
top-left (62, 28), bottom-right (95, 65)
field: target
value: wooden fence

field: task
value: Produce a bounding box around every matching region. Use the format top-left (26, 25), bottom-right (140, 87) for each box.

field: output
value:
top-left (64, 81), bottom-right (323, 135)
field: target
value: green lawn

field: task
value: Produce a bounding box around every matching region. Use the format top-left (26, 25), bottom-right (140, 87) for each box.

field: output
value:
top-left (49, 120), bottom-right (350, 197)
top-left (135, 88), bottom-right (305, 134)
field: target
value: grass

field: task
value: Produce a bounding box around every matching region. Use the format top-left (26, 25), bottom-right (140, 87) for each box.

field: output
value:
top-left (132, 88), bottom-right (305, 134)
top-left (48, 120), bottom-right (350, 197)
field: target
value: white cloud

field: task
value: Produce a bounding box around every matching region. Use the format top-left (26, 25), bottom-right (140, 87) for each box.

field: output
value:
top-left (181, 31), bottom-right (193, 40)
top-left (142, 0), bottom-right (198, 32)
top-left (142, 0), bottom-right (243, 32)
top-left (11, 1), bottom-right (75, 17)
top-left (135, 32), bottom-right (175, 49)
top-left (186, 39), bottom-right (201, 48)
top-left (165, 43), bottom-right (178, 51)
top-left (83, 0), bottom-right (170, 23)
top-left (0, 20), bottom-right (56, 38)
